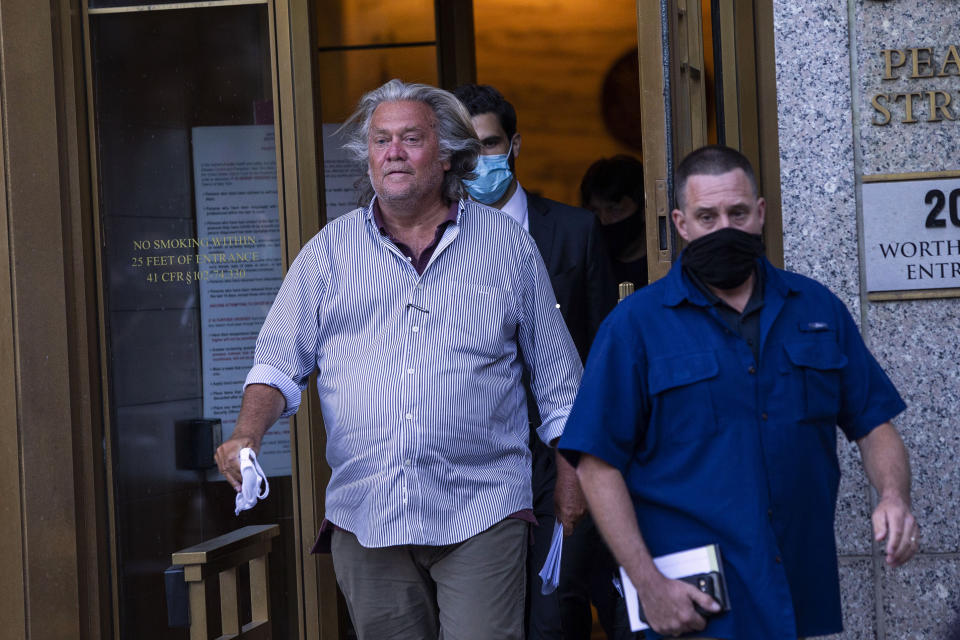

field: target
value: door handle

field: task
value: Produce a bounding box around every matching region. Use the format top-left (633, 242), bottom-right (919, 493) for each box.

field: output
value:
top-left (655, 179), bottom-right (671, 259)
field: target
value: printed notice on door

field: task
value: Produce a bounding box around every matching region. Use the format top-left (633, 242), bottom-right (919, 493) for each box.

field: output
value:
top-left (192, 125), bottom-right (290, 476)
top-left (323, 123), bottom-right (365, 220)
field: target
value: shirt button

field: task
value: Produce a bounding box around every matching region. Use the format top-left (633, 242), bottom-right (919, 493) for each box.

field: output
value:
top-left (748, 366), bottom-right (756, 374)
top-left (767, 509), bottom-right (773, 519)
top-left (775, 556), bottom-right (782, 563)
top-left (407, 368), bottom-right (414, 375)
top-left (412, 326), bottom-right (419, 332)
top-left (404, 459), bottom-right (412, 466)
top-left (761, 412), bottom-right (768, 421)
top-left (405, 413), bottom-right (413, 420)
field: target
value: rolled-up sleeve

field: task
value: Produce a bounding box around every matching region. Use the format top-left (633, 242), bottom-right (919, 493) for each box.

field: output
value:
top-left (244, 237), bottom-right (327, 418)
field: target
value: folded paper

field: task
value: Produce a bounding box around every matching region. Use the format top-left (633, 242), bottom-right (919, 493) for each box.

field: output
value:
top-left (538, 519), bottom-right (564, 595)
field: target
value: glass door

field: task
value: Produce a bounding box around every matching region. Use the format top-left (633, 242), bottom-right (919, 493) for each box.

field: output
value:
top-left (85, 2), bottom-right (306, 637)
top-left (636, 0), bottom-right (712, 281)
top-left (711, 0), bottom-right (783, 264)
top-left (636, 0), bottom-right (782, 278)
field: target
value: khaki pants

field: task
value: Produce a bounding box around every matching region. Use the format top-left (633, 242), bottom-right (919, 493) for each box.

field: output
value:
top-left (332, 519), bottom-right (527, 640)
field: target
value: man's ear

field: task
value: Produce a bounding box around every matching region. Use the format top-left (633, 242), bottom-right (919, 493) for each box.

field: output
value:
top-left (672, 209), bottom-right (690, 242)
top-left (757, 197), bottom-right (766, 228)
top-left (511, 133), bottom-right (522, 159)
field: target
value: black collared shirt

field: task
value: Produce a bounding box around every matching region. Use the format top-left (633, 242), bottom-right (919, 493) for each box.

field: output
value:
top-left (685, 264), bottom-right (766, 362)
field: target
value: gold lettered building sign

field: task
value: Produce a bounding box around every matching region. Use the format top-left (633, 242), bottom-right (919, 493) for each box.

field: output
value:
top-left (871, 46), bottom-right (960, 126)
top-left (862, 171), bottom-right (960, 300)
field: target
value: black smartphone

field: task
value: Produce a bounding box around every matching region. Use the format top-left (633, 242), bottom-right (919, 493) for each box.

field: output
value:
top-left (680, 572), bottom-right (722, 618)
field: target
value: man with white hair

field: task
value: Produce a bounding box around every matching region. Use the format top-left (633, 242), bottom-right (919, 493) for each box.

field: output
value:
top-left (215, 79), bottom-right (582, 640)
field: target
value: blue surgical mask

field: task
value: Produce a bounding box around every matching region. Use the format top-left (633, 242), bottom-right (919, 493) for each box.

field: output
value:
top-left (465, 142), bottom-right (514, 205)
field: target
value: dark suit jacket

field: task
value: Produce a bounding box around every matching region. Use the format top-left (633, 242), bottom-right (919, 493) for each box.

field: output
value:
top-left (524, 191), bottom-right (617, 513)
top-left (526, 191), bottom-right (616, 361)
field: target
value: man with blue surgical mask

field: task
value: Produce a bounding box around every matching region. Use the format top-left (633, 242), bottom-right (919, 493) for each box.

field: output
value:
top-left (455, 86), bottom-right (520, 213)
top-left (453, 84), bottom-right (626, 640)
top-left (465, 123), bottom-right (515, 206)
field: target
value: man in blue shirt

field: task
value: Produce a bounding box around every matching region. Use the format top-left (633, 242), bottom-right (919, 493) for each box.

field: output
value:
top-left (214, 80), bottom-right (583, 640)
top-left (559, 145), bottom-right (918, 639)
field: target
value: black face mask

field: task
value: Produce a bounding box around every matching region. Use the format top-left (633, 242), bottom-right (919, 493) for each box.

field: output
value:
top-left (682, 227), bottom-right (765, 289)
top-left (601, 212), bottom-right (644, 257)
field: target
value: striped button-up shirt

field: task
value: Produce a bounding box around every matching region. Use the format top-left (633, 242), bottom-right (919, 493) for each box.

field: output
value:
top-left (246, 198), bottom-right (583, 547)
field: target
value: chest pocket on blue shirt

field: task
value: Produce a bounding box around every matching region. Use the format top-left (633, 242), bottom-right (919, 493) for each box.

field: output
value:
top-left (783, 340), bottom-right (848, 423)
top-left (648, 350), bottom-right (720, 443)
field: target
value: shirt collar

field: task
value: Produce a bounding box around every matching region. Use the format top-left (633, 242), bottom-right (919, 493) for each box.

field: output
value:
top-left (663, 255), bottom-right (795, 308)
top-left (498, 183), bottom-right (528, 231)
top-left (685, 262), bottom-right (766, 311)
top-left (368, 195), bottom-right (460, 238)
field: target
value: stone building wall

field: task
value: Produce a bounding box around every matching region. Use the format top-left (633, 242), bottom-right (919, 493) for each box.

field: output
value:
top-left (773, 1), bottom-right (960, 636)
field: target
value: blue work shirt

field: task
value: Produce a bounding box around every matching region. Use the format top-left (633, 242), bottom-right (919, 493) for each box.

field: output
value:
top-left (560, 256), bottom-right (905, 639)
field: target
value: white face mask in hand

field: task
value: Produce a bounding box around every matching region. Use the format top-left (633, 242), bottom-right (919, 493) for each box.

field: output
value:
top-left (234, 447), bottom-right (270, 516)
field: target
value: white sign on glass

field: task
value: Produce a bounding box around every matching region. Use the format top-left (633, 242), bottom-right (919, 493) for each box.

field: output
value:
top-left (323, 123), bottom-right (366, 221)
top-left (192, 125), bottom-right (290, 477)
